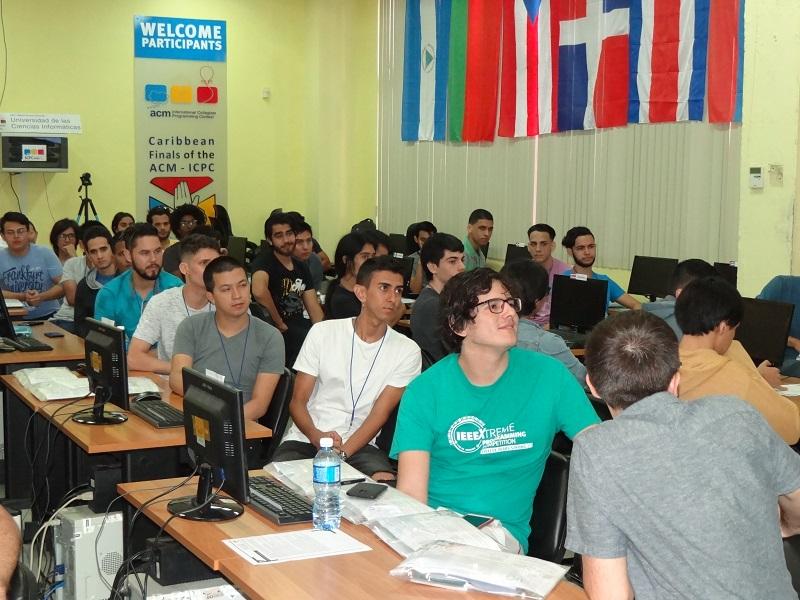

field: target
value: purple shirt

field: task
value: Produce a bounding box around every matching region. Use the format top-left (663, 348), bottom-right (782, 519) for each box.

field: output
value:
top-left (533, 257), bottom-right (570, 326)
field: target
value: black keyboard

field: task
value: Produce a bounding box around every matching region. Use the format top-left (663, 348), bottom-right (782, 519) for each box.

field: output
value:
top-left (248, 475), bottom-right (313, 525)
top-left (1, 336), bottom-right (52, 352)
top-left (550, 328), bottom-right (588, 349)
top-left (130, 399), bottom-right (184, 428)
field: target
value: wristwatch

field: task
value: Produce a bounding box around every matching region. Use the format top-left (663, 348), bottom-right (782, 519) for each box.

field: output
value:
top-left (338, 449), bottom-right (349, 462)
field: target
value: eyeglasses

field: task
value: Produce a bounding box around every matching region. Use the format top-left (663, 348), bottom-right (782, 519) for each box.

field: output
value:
top-left (3, 228), bottom-right (28, 237)
top-left (180, 219), bottom-right (198, 228)
top-left (474, 297), bottom-right (522, 314)
top-left (58, 232), bottom-right (76, 240)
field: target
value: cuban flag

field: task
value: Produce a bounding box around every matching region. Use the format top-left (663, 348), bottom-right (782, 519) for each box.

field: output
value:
top-left (401, 0), bottom-right (452, 141)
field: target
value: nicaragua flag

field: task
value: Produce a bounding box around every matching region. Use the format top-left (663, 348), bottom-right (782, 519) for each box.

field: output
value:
top-left (402, 0), bottom-right (451, 141)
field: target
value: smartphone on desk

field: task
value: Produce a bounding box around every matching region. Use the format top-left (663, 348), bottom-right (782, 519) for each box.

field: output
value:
top-left (44, 331), bottom-right (64, 338)
top-left (462, 513), bottom-right (495, 529)
top-left (346, 482), bottom-right (388, 500)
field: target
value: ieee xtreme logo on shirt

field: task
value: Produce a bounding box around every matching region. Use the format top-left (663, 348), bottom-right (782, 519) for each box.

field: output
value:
top-left (447, 416), bottom-right (532, 455)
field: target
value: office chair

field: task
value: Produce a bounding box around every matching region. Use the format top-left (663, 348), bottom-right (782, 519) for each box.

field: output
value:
top-left (528, 450), bottom-right (571, 563)
top-left (260, 368), bottom-right (295, 464)
top-left (9, 562), bottom-right (40, 600)
top-left (784, 535), bottom-right (800, 594)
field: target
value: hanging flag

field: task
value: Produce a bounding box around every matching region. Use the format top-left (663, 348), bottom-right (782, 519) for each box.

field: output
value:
top-left (401, 0), bottom-right (452, 141)
top-left (449, 0), bottom-right (503, 142)
top-left (707, 0), bottom-right (744, 122)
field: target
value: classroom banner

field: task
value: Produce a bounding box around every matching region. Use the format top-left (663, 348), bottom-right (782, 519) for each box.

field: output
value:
top-left (133, 15), bottom-right (227, 221)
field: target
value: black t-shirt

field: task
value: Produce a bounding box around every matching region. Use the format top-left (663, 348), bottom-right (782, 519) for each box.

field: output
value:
top-left (162, 242), bottom-right (182, 276)
top-left (252, 253), bottom-right (312, 323)
top-left (327, 284), bottom-right (361, 320)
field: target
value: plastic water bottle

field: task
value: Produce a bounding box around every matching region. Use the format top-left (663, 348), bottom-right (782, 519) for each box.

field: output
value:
top-left (312, 437), bottom-right (341, 530)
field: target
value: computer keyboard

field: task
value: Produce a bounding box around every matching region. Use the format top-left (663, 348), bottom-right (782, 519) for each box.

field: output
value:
top-left (248, 475), bottom-right (313, 525)
top-left (130, 398), bottom-right (184, 428)
top-left (1, 336), bottom-right (52, 352)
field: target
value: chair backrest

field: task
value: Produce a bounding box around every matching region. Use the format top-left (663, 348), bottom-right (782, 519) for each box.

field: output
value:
top-left (784, 535), bottom-right (800, 594)
top-left (528, 450), bottom-right (570, 563)
top-left (9, 562), bottom-right (40, 600)
top-left (259, 368), bottom-right (295, 463)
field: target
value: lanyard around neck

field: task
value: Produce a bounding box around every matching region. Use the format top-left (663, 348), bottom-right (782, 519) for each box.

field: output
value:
top-left (215, 315), bottom-right (250, 389)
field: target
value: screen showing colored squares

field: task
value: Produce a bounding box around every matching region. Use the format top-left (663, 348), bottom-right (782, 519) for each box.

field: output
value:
top-left (21, 145), bottom-right (46, 162)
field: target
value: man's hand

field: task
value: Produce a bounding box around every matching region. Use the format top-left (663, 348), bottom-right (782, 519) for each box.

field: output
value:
top-left (25, 290), bottom-right (42, 306)
top-left (63, 243), bottom-right (77, 258)
top-left (309, 429), bottom-right (342, 449)
top-left (789, 337), bottom-right (800, 353)
top-left (758, 360), bottom-right (782, 387)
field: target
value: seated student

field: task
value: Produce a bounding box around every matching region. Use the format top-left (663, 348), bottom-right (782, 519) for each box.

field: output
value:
top-left (251, 213), bottom-right (324, 367)
top-left (284, 211), bottom-right (332, 273)
top-left (364, 229), bottom-right (391, 257)
top-left (501, 260), bottom-right (586, 383)
top-left (50, 220), bottom-right (106, 333)
top-left (163, 203), bottom-right (207, 276)
top-left (676, 275), bottom-right (800, 444)
top-left (642, 258), bottom-right (716, 339)
top-left (147, 205), bottom-right (174, 250)
top-left (49, 218), bottom-right (80, 265)
top-left (407, 221), bottom-right (437, 294)
top-left (273, 256), bottom-right (421, 479)
top-left (758, 275), bottom-right (800, 375)
top-left (392, 268), bottom-right (599, 553)
top-left (410, 233), bottom-right (464, 362)
top-left (111, 212), bottom-right (135, 234)
top-left (561, 226), bottom-right (641, 312)
top-left (291, 219), bottom-right (324, 291)
top-left (128, 234), bottom-right (221, 374)
top-left (324, 232), bottom-right (376, 319)
top-left (567, 310), bottom-right (800, 600)
top-left (170, 256), bottom-right (284, 420)
top-left (75, 226), bottom-right (117, 338)
top-left (0, 211), bottom-right (63, 319)
top-left (95, 223), bottom-right (182, 343)
top-left (527, 223), bottom-right (569, 326)
top-left (463, 209), bottom-right (493, 271)
top-left (112, 230), bottom-right (131, 273)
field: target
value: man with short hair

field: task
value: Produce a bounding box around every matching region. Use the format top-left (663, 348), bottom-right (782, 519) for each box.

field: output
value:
top-left (561, 226), bottom-right (641, 311)
top-left (75, 226), bottom-right (117, 337)
top-left (291, 219), bottom-right (324, 291)
top-left (273, 256), bottom-right (421, 479)
top-left (252, 213), bottom-right (324, 367)
top-left (410, 233), bottom-right (465, 362)
top-left (567, 310), bottom-right (800, 600)
top-left (128, 234), bottom-right (220, 374)
top-left (463, 209), bottom-right (493, 271)
top-left (170, 256), bottom-right (284, 420)
top-left (676, 276), bottom-right (800, 444)
top-left (642, 258), bottom-right (717, 338)
top-left (0, 211), bottom-right (63, 319)
top-left (527, 223), bottom-right (570, 326)
top-left (95, 223), bottom-right (182, 343)
top-left (393, 268), bottom-right (599, 553)
top-left (408, 221), bottom-right (437, 294)
top-left (112, 230), bottom-right (131, 273)
top-left (147, 206), bottom-right (173, 250)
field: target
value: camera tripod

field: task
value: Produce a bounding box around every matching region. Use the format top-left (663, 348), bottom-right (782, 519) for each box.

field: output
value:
top-left (75, 172), bottom-right (99, 224)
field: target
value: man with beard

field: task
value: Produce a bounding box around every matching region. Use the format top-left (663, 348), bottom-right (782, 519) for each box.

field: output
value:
top-left (147, 205), bottom-right (174, 250)
top-left (251, 212), bottom-right (323, 367)
top-left (95, 223), bottom-right (182, 343)
top-left (561, 226), bottom-right (640, 312)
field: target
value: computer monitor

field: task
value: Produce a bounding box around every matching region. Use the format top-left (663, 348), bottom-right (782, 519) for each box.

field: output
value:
top-left (1, 135), bottom-right (69, 173)
top-left (226, 236), bottom-right (247, 265)
top-left (167, 368), bottom-right (247, 522)
top-left (627, 256), bottom-right (679, 301)
top-left (0, 293), bottom-right (18, 339)
top-left (550, 274), bottom-right (608, 332)
top-left (504, 243), bottom-right (530, 265)
top-left (734, 297), bottom-right (794, 368)
top-left (74, 318), bottom-right (128, 425)
top-left (388, 233), bottom-right (407, 258)
top-left (714, 262), bottom-right (738, 289)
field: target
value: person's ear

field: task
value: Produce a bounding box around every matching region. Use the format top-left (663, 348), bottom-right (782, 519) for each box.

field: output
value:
top-left (448, 315), bottom-right (467, 339)
top-left (354, 283), bottom-right (367, 304)
top-left (206, 290), bottom-right (215, 305)
top-left (667, 371), bottom-right (681, 396)
top-left (123, 248), bottom-right (132, 263)
top-left (178, 261), bottom-right (189, 278)
top-left (585, 375), bottom-right (601, 399)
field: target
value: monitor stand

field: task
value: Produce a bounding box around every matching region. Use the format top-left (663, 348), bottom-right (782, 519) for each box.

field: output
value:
top-left (167, 464), bottom-right (244, 522)
top-left (72, 387), bottom-right (127, 425)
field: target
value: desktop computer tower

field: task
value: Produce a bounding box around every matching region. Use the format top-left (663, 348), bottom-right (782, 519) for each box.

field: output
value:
top-left (54, 505), bottom-right (123, 600)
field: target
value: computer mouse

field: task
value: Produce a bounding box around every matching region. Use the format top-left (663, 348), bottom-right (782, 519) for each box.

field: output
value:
top-left (132, 392), bottom-right (163, 402)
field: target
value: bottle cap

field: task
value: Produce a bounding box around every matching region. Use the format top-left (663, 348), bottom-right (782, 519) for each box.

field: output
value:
top-left (319, 437), bottom-right (333, 448)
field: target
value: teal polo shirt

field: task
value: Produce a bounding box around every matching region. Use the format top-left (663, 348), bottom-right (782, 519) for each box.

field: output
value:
top-left (93, 269), bottom-right (182, 343)
top-left (462, 236), bottom-right (486, 272)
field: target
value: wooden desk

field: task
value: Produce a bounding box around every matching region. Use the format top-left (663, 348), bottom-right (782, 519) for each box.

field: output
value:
top-left (8, 306), bottom-right (27, 318)
top-left (119, 475), bottom-right (587, 600)
top-left (0, 321), bottom-right (85, 371)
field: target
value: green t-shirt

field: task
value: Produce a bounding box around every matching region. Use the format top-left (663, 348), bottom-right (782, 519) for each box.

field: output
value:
top-left (390, 347), bottom-right (599, 551)
top-left (462, 236), bottom-right (486, 271)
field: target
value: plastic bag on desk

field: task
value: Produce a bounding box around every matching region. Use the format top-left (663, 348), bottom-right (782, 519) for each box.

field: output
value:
top-left (389, 541), bottom-right (568, 599)
top-left (366, 509), bottom-right (502, 557)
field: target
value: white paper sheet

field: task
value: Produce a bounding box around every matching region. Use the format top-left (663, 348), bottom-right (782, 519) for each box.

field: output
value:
top-left (223, 528), bottom-right (371, 565)
top-left (778, 383), bottom-right (800, 397)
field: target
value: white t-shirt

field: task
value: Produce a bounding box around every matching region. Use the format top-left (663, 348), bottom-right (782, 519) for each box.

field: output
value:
top-left (52, 256), bottom-right (88, 321)
top-left (284, 317), bottom-right (421, 446)
top-left (132, 286), bottom-right (215, 361)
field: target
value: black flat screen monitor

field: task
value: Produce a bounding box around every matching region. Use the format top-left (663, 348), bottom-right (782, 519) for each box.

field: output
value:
top-left (627, 256), bottom-right (678, 301)
top-left (167, 368), bottom-right (247, 522)
top-left (734, 297), bottom-right (794, 368)
top-left (1, 135), bottom-right (68, 173)
top-left (226, 236), bottom-right (247, 265)
top-left (504, 244), bottom-right (531, 265)
top-left (75, 318), bottom-right (128, 425)
top-left (550, 274), bottom-right (608, 332)
top-left (388, 233), bottom-right (407, 258)
top-left (0, 293), bottom-right (18, 339)
top-left (714, 262), bottom-right (738, 289)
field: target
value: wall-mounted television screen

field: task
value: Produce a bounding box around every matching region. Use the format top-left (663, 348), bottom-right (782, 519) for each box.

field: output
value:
top-left (1, 135), bottom-right (68, 172)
